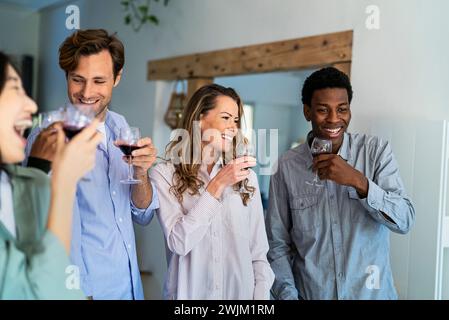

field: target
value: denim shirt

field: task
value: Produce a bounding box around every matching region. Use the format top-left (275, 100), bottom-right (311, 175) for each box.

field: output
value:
top-left (266, 132), bottom-right (415, 300)
top-left (24, 110), bottom-right (159, 299)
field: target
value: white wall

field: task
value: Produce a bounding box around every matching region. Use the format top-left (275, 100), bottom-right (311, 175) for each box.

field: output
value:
top-left (33, 0), bottom-right (449, 299)
top-left (0, 3), bottom-right (40, 98)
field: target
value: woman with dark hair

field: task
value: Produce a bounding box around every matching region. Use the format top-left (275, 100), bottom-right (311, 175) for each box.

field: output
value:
top-left (0, 52), bottom-right (102, 299)
top-left (150, 84), bottom-right (274, 300)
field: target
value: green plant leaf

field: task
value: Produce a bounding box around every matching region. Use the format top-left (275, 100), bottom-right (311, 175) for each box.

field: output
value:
top-left (121, 0), bottom-right (129, 9)
top-left (124, 14), bottom-right (132, 25)
top-left (148, 15), bottom-right (159, 25)
top-left (138, 5), bottom-right (148, 15)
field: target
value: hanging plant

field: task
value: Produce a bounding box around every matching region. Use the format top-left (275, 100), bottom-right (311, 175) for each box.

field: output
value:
top-left (121, 0), bottom-right (170, 32)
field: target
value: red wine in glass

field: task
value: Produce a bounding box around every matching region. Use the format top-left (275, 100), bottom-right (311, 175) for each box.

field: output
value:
top-left (117, 127), bottom-right (142, 184)
top-left (63, 103), bottom-right (95, 182)
top-left (63, 125), bottom-right (85, 140)
top-left (118, 144), bottom-right (140, 157)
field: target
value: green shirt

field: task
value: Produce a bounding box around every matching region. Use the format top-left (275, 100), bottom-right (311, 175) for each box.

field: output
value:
top-left (0, 165), bottom-right (84, 299)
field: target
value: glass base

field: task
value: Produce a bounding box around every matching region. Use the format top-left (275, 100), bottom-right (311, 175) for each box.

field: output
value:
top-left (120, 178), bottom-right (142, 185)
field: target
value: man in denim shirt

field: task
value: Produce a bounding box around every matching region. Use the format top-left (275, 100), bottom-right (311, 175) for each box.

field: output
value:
top-left (24, 29), bottom-right (159, 299)
top-left (266, 67), bottom-right (415, 300)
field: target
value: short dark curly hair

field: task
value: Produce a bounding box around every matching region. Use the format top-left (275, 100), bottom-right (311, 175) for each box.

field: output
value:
top-left (301, 67), bottom-right (353, 106)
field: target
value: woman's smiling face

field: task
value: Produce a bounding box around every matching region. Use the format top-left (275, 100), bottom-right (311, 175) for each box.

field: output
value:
top-left (0, 64), bottom-right (37, 163)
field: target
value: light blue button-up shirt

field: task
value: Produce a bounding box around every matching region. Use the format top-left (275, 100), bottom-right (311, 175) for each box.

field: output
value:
top-left (266, 132), bottom-right (415, 300)
top-left (25, 110), bottom-right (159, 300)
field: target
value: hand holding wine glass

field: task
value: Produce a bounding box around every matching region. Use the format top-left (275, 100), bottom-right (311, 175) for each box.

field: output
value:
top-left (205, 135), bottom-right (257, 199)
top-left (51, 118), bottom-right (102, 186)
top-left (29, 109), bottom-right (66, 162)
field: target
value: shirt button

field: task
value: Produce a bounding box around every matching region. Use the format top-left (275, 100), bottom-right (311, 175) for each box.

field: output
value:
top-left (338, 272), bottom-right (344, 278)
top-left (215, 284), bottom-right (220, 289)
top-left (112, 191), bottom-right (117, 196)
top-left (127, 244), bottom-right (131, 249)
top-left (119, 218), bottom-right (123, 223)
top-left (213, 231), bottom-right (218, 237)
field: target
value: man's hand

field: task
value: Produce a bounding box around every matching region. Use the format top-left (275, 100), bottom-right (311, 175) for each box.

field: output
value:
top-left (313, 154), bottom-right (369, 197)
top-left (115, 137), bottom-right (158, 179)
top-left (29, 122), bottom-right (61, 162)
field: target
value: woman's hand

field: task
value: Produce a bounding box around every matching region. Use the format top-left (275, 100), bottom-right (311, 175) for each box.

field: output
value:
top-left (206, 156), bottom-right (256, 199)
top-left (47, 119), bottom-right (102, 253)
top-left (51, 119), bottom-right (102, 188)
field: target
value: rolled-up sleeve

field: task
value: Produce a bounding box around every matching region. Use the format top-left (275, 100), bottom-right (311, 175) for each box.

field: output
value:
top-left (131, 181), bottom-right (159, 225)
top-left (348, 141), bottom-right (415, 234)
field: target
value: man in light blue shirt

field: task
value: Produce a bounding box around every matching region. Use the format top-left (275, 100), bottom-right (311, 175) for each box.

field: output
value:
top-left (24, 29), bottom-right (159, 299)
top-left (266, 67), bottom-right (415, 299)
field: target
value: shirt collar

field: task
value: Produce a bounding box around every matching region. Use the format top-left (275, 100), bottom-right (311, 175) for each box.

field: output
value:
top-left (337, 132), bottom-right (351, 161)
top-left (104, 110), bottom-right (119, 140)
top-left (2, 164), bottom-right (38, 179)
top-left (199, 156), bottom-right (224, 179)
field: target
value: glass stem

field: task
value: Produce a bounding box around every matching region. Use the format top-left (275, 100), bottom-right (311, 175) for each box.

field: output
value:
top-left (128, 156), bottom-right (133, 180)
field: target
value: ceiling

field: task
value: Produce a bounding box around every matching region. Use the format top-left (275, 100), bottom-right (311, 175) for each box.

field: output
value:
top-left (0, 0), bottom-right (70, 11)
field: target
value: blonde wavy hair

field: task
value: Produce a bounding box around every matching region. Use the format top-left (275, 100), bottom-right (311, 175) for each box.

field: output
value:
top-left (165, 84), bottom-right (255, 206)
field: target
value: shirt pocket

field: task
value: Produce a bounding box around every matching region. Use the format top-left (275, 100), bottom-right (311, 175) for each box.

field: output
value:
top-left (290, 195), bottom-right (321, 232)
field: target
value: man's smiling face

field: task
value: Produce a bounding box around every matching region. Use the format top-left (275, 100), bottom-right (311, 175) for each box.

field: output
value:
top-left (304, 87), bottom-right (351, 153)
top-left (67, 49), bottom-right (121, 121)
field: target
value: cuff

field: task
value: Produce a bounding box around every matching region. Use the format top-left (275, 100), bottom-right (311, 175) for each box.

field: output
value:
top-left (348, 179), bottom-right (396, 225)
top-left (27, 157), bottom-right (51, 174)
top-left (131, 181), bottom-right (160, 212)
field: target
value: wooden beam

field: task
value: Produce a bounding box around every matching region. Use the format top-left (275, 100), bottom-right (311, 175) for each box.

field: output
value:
top-left (148, 30), bottom-right (353, 80)
top-left (187, 78), bottom-right (213, 100)
top-left (332, 62), bottom-right (352, 78)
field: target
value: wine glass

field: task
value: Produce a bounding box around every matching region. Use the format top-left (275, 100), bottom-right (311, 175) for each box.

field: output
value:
top-left (235, 137), bottom-right (256, 192)
top-left (305, 137), bottom-right (332, 187)
top-left (32, 109), bottom-right (65, 129)
top-left (116, 127), bottom-right (142, 185)
top-left (63, 103), bottom-right (96, 182)
top-left (63, 103), bottom-right (95, 140)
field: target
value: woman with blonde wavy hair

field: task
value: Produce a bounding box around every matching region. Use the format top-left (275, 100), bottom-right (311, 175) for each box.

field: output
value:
top-left (150, 83), bottom-right (274, 300)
